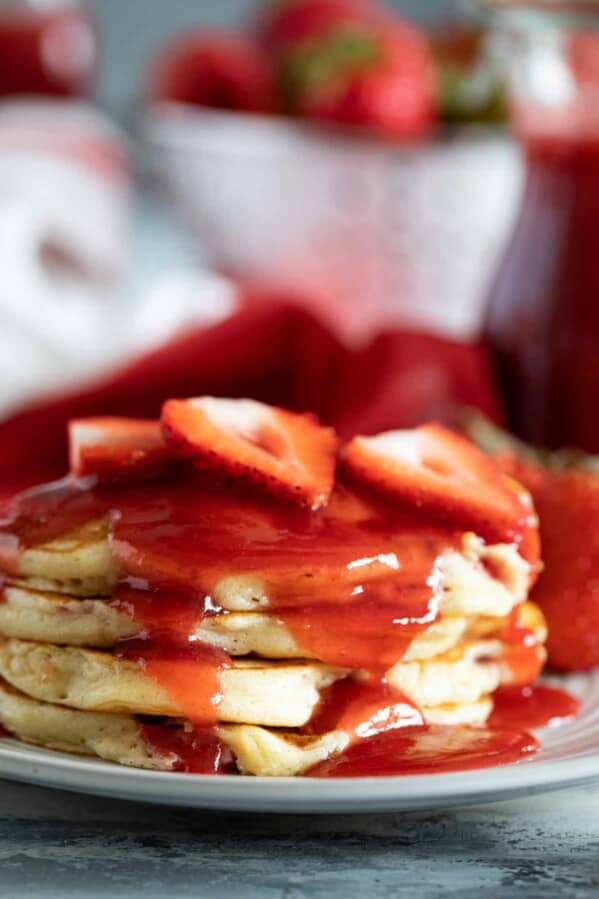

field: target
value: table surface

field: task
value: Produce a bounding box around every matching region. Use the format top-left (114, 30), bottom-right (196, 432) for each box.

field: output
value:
top-left (1, 778), bottom-right (597, 899)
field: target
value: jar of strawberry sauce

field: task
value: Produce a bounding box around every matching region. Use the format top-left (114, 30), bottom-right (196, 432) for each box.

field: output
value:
top-left (0, 0), bottom-right (96, 98)
top-left (484, 1), bottom-right (599, 451)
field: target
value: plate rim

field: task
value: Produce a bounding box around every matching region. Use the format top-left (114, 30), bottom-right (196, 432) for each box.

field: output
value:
top-left (1, 672), bottom-right (596, 813)
top-left (0, 734), bottom-right (598, 812)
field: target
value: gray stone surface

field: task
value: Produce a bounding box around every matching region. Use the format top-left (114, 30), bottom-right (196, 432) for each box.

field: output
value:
top-left (0, 779), bottom-right (597, 898)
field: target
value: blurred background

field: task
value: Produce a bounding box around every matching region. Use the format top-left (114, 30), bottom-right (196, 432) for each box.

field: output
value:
top-left (90, 0), bottom-right (447, 114)
top-left (1, 0), bottom-right (598, 493)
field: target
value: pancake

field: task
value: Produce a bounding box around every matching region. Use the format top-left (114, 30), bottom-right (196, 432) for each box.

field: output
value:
top-left (0, 678), bottom-right (159, 770)
top-left (0, 584), bottom-right (468, 660)
top-left (468, 600), bottom-right (547, 644)
top-left (0, 638), bottom-right (347, 725)
top-left (12, 524), bottom-right (530, 621)
top-left (15, 520), bottom-right (118, 598)
top-left (198, 611), bottom-right (470, 663)
top-left (0, 678), bottom-right (492, 776)
top-left (0, 584), bottom-right (546, 662)
top-left (0, 586), bottom-right (139, 648)
top-left (387, 640), bottom-right (502, 708)
top-left (218, 698), bottom-right (493, 775)
top-left (0, 636), bottom-right (510, 721)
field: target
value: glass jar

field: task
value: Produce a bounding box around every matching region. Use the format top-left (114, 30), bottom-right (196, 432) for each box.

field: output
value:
top-left (0, 0), bottom-right (96, 98)
top-left (483, 0), bottom-right (599, 451)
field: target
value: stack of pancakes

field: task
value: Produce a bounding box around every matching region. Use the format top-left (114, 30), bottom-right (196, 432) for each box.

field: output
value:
top-left (0, 515), bottom-right (546, 776)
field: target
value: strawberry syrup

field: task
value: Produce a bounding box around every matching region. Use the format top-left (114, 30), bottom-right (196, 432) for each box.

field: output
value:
top-left (306, 724), bottom-right (540, 777)
top-left (489, 684), bottom-right (579, 731)
top-left (139, 721), bottom-right (234, 774)
top-left (500, 609), bottom-right (545, 686)
top-left (0, 470), bottom-right (578, 775)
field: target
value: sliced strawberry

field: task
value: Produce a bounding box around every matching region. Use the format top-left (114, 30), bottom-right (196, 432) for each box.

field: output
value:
top-left (161, 397), bottom-right (338, 509)
top-left (69, 418), bottom-right (176, 483)
top-left (342, 424), bottom-right (529, 542)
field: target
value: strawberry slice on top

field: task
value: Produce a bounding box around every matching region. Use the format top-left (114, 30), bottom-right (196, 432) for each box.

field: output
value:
top-left (161, 396), bottom-right (339, 509)
top-left (342, 423), bottom-right (529, 542)
top-left (69, 418), bottom-right (176, 483)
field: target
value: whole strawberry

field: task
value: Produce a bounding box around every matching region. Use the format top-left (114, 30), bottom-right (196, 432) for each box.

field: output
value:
top-left (148, 31), bottom-right (277, 113)
top-left (497, 454), bottom-right (599, 672)
top-left (280, 22), bottom-right (437, 138)
top-left (257, 0), bottom-right (381, 52)
top-left (468, 415), bottom-right (599, 672)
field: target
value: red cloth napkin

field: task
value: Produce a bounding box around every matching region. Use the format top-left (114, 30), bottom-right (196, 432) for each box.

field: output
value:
top-left (0, 296), bottom-right (501, 497)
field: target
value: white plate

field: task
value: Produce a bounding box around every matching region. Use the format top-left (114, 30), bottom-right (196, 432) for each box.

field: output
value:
top-left (0, 674), bottom-right (597, 813)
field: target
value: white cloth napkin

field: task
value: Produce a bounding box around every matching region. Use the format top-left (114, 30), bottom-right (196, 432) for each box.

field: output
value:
top-left (0, 99), bottom-right (238, 418)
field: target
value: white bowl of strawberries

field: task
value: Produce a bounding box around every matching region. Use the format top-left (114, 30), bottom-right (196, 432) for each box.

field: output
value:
top-left (144, 0), bottom-right (523, 344)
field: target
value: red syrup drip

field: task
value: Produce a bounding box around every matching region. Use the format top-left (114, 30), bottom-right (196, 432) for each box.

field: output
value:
top-left (112, 585), bottom-right (230, 726)
top-left (139, 722), bottom-right (234, 774)
top-left (500, 608), bottom-right (545, 685)
top-left (110, 584), bottom-right (208, 644)
top-left (118, 639), bottom-right (229, 726)
top-left (278, 586), bottom-right (435, 671)
top-left (304, 676), bottom-right (424, 738)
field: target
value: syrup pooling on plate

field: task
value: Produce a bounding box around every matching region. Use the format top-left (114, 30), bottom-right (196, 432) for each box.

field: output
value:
top-left (302, 682), bottom-right (578, 777)
top-left (489, 685), bottom-right (580, 731)
top-left (306, 724), bottom-right (540, 777)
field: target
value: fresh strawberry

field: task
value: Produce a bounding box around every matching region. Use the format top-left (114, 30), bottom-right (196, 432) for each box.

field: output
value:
top-left (466, 413), bottom-right (599, 671)
top-left (148, 31), bottom-right (277, 113)
top-left (69, 418), bottom-right (176, 483)
top-left (342, 424), bottom-right (530, 543)
top-left (280, 21), bottom-right (437, 137)
top-left (256, 0), bottom-right (380, 52)
top-left (161, 397), bottom-right (339, 509)
top-left (495, 452), bottom-right (599, 672)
